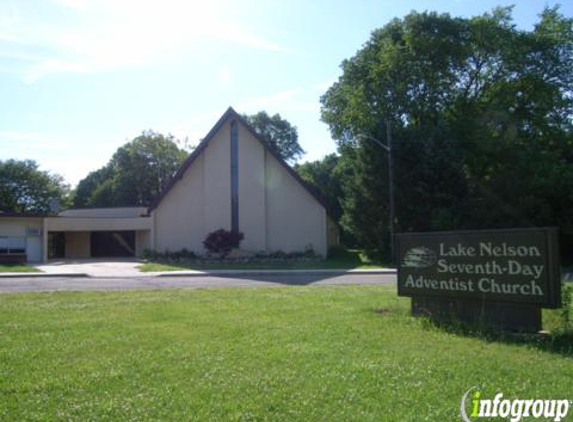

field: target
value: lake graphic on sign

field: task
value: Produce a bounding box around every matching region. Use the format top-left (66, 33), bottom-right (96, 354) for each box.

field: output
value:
top-left (402, 247), bottom-right (437, 268)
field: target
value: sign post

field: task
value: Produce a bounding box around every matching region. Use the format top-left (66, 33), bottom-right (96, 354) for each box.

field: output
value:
top-left (396, 228), bottom-right (561, 332)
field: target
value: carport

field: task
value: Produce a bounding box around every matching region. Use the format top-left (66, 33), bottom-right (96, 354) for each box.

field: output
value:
top-left (91, 231), bottom-right (135, 257)
top-left (43, 208), bottom-right (153, 261)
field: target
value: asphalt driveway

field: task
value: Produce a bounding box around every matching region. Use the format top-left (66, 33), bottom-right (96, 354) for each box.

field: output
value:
top-left (0, 273), bottom-right (396, 293)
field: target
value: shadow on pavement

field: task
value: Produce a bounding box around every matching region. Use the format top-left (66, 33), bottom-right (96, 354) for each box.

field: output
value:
top-left (198, 271), bottom-right (386, 286)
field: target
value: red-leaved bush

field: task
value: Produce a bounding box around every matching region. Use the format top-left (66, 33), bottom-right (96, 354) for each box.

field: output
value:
top-left (202, 229), bottom-right (244, 255)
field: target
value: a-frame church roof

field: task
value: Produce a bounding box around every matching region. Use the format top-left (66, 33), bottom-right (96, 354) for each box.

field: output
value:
top-left (148, 107), bottom-right (328, 212)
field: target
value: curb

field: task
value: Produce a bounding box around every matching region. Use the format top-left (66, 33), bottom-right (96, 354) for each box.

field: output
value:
top-left (0, 272), bottom-right (90, 278)
top-left (0, 269), bottom-right (397, 279)
top-left (154, 269), bottom-right (396, 277)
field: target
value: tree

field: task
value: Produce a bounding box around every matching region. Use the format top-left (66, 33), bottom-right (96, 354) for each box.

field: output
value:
top-left (72, 166), bottom-right (114, 207)
top-left (296, 154), bottom-right (360, 246)
top-left (320, 7), bottom-right (573, 255)
top-left (73, 131), bottom-right (188, 207)
top-left (0, 159), bottom-right (70, 213)
top-left (295, 154), bottom-right (344, 223)
top-left (243, 111), bottom-right (305, 162)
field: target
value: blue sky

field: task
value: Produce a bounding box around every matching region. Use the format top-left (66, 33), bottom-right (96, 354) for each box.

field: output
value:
top-left (0, 0), bottom-right (570, 187)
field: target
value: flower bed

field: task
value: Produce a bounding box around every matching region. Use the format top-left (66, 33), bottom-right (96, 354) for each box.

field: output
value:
top-left (141, 248), bottom-right (320, 265)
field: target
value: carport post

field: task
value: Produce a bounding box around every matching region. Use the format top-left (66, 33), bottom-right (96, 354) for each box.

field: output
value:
top-left (42, 219), bottom-right (48, 263)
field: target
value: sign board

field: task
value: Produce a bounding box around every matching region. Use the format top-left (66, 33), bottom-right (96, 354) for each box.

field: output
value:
top-left (396, 228), bottom-right (561, 308)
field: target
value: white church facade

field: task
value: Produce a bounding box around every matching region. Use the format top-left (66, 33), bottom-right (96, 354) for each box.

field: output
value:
top-left (0, 108), bottom-right (336, 263)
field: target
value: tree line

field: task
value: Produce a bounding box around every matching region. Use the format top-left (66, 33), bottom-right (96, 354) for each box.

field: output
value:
top-left (303, 6), bottom-right (573, 260)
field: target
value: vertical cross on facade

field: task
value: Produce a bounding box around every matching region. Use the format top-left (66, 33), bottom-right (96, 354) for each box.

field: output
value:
top-left (230, 120), bottom-right (239, 233)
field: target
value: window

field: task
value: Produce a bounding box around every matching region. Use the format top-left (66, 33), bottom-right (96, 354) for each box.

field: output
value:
top-left (27, 226), bottom-right (41, 236)
top-left (0, 237), bottom-right (26, 254)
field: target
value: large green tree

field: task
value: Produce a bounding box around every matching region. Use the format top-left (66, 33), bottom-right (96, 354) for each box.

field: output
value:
top-left (295, 153), bottom-right (359, 246)
top-left (0, 159), bottom-right (70, 213)
top-left (243, 111), bottom-right (305, 163)
top-left (73, 131), bottom-right (188, 207)
top-left (295, 154), bottom-right (344, 223)
top-left (320, 7), bottom-right (573, 255)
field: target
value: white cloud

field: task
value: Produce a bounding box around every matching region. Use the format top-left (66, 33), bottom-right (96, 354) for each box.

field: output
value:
top-left (54, 0), bottom-right (90, 10)
top-left (235, 76), bottom-right (338, 115)
top-left (0, 0), bottom-right (289, 81)
top-left (24, 59), bottom-right (88, 83)
top-left (238, 88), bottom-right (305, 111)
top-left (311, 78), bottom-right (337, 93)
top-left (0, 1), bottom-right (19, 26)
top-left (216, 66), bottom-right (232, 86)
top-left (215, 23), bottom-right (289, 52)
top-left (0, 129), bottom-right (115, 185)
top-left (237, 85), bottom-right (326, 115)
top-left (0, 130), bottom-right (86, 151)
top-left (0, 130), bottom-right (43, 142)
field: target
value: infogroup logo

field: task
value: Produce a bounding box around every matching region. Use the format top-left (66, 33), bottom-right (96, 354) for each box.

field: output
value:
top-left (460, 387), bottom-right (571, 422)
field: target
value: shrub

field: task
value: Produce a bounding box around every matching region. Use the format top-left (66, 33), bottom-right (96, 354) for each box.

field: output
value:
top-left (170, 248), bottom-right (197, 260)
top-left (142, 248), bottom-right (197, 262)
top-left (327, 245), bottom-right (349, 259)
top-left (560, 283), bottom-right (573, 328)
top-left (142, 249), bottom-right (159, 261)
top-left (254, 249), bottom-right (318, 260)
top-left (203, 229), bottom-right (244, 255)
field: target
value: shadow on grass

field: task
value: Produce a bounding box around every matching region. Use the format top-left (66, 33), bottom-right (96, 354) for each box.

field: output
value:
top-left (372, 303), bottom-right (573, 357)
top-left (327, 247), bottom-right (390, 268)
top-left (423, 318), bottom-right (573, 357)
top-left (373, 282), bottom-right (573, 357)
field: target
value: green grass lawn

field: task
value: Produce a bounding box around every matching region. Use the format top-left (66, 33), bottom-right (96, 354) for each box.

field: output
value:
top-left (1, 286), bottom-right (571, 421)
top-left (139, 249), bottom-right (387, 272)
top-left (0, 264), bottom-right (40, 273)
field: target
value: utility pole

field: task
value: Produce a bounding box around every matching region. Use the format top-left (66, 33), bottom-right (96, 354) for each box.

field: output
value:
top-left (386, 120), bottom-right (395, 264)
top-left (355, 120), bottom-right (396, 264)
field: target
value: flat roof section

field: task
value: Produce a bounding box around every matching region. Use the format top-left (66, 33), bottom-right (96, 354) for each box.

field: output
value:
top-left (58, 207), bottom-right (148, 218)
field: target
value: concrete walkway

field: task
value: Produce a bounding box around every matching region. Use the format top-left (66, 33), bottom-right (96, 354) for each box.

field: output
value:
top-left (37, 259), bottom-right (143, 277)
